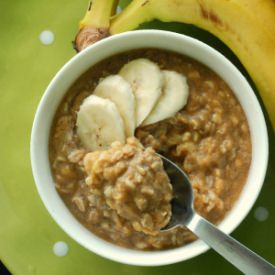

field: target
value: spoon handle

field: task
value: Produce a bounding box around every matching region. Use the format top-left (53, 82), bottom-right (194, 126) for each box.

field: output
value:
top-left (187, 213), bottom-right (275, 275)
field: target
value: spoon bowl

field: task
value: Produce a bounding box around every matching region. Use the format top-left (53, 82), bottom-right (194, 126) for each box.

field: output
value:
top-left (159, 154), bottom-right (275, 275)
top-left (159, 154), bottom-right (194, 230)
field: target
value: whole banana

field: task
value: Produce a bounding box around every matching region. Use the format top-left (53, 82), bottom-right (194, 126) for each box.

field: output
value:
top-left (109, 0), bottom-right (275, 129)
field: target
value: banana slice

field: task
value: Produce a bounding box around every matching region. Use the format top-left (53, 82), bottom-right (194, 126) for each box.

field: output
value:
top-left (76, 95), bottom-right (125, 151)
top-left (94, 75), bottom-right (135, 137)
top-left (119, 58), bottom-right (163, 126)
top-left (143, 70), bottom-right (189, 126)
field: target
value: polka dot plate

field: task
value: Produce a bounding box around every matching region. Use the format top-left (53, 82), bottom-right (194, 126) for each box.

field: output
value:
top-left (0, 1), bottom-right (274, 274)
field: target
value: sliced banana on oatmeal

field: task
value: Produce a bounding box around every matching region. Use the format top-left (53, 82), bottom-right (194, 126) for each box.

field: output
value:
top-left (119, 58), bottom-right (163, 126)
top-left (76, 95), bottom-right (125, 151)
top-left (143, 70), bottom-right (189, 126)
top-left (94, 75), bottom-right (135, 137)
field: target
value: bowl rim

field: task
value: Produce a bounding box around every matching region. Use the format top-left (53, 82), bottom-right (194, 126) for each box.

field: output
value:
top-left (30, 29), bottom-right (268, 266)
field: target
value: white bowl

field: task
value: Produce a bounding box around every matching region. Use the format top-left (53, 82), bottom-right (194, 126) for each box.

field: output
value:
top-left (31, 30), bottom-right (268, 266)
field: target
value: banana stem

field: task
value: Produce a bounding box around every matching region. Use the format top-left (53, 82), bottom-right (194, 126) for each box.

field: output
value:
top-left (74, 0), bottom-right (119, 52)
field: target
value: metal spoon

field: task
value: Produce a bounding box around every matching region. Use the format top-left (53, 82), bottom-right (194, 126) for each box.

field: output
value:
top-left (159, 154), bottom-right (275, 275)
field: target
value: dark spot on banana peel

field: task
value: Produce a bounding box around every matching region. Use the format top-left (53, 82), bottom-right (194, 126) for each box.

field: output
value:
top-left (74, 27), bottom-right (109, 52)
top-left (199, 3), bottom-right (223, 27)
top-left (88, 1), bottom-right (92, 11)
top-left (142, 0), bottom-right (149, 7)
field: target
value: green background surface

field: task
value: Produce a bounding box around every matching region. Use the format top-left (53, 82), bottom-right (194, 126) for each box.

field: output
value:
top-left (0, 0), bottom-right (274, 274)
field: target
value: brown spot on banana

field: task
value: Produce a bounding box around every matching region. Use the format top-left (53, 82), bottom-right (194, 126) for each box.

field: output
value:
top-left (199, 3), bottom-right (223, 27)
top-left (88, 1), bottom-right (92, 11)
top-left (198, 0), bottom-right (231, 32)
top-left (142, 0), bottom-right (150, 6)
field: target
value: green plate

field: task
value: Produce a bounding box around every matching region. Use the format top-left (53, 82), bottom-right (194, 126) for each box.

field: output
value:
top-left (0, 1), bottom-right (274, 274)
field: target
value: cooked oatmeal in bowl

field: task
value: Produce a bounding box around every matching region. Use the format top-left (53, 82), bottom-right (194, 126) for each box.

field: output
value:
top-left (31, 30), bottom-right (268, 265)
top-left (49, 47), bottom-right (252, 250)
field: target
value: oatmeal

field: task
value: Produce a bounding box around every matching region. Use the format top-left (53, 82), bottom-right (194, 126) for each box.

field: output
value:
top-left (49, 48), bottom-right (252, 250)
top-left (83, 137), bottom-right (172, 235)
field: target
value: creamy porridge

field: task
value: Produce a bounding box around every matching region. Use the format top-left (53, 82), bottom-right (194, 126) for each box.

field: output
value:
top-left (49, 48), bottom-right (251, 250)
top-left (84, 137), bottom-right (172, 236)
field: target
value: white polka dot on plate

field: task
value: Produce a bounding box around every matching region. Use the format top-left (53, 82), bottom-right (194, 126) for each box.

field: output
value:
top-left (254, 206), bottom-right (269, 222)
top-left (39, 30), bottom-right (55, 45)
top-left (53, 241), bottom-right (69, 257)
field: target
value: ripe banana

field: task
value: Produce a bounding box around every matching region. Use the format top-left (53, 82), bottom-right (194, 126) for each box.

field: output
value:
top-left (143, 70), bottom-right (189, 126)
top-left (110, 0), bottom-right (275, 129)
top-left (94, 75), bottom-right (136, 137)
top-left (76, 95), bottom-right (125, 151)
top-left (119, 58), bottom-right (163, 126)
top-left (74, 0), bottom-right (119, 51)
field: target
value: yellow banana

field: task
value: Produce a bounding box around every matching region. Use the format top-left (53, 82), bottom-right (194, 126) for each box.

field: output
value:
top-left (236, 0), bottom-right (275, 39)
top-left (110, 0), bottom-right (275, 129)
top-left (74, 0), bottom-right (119, 51)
